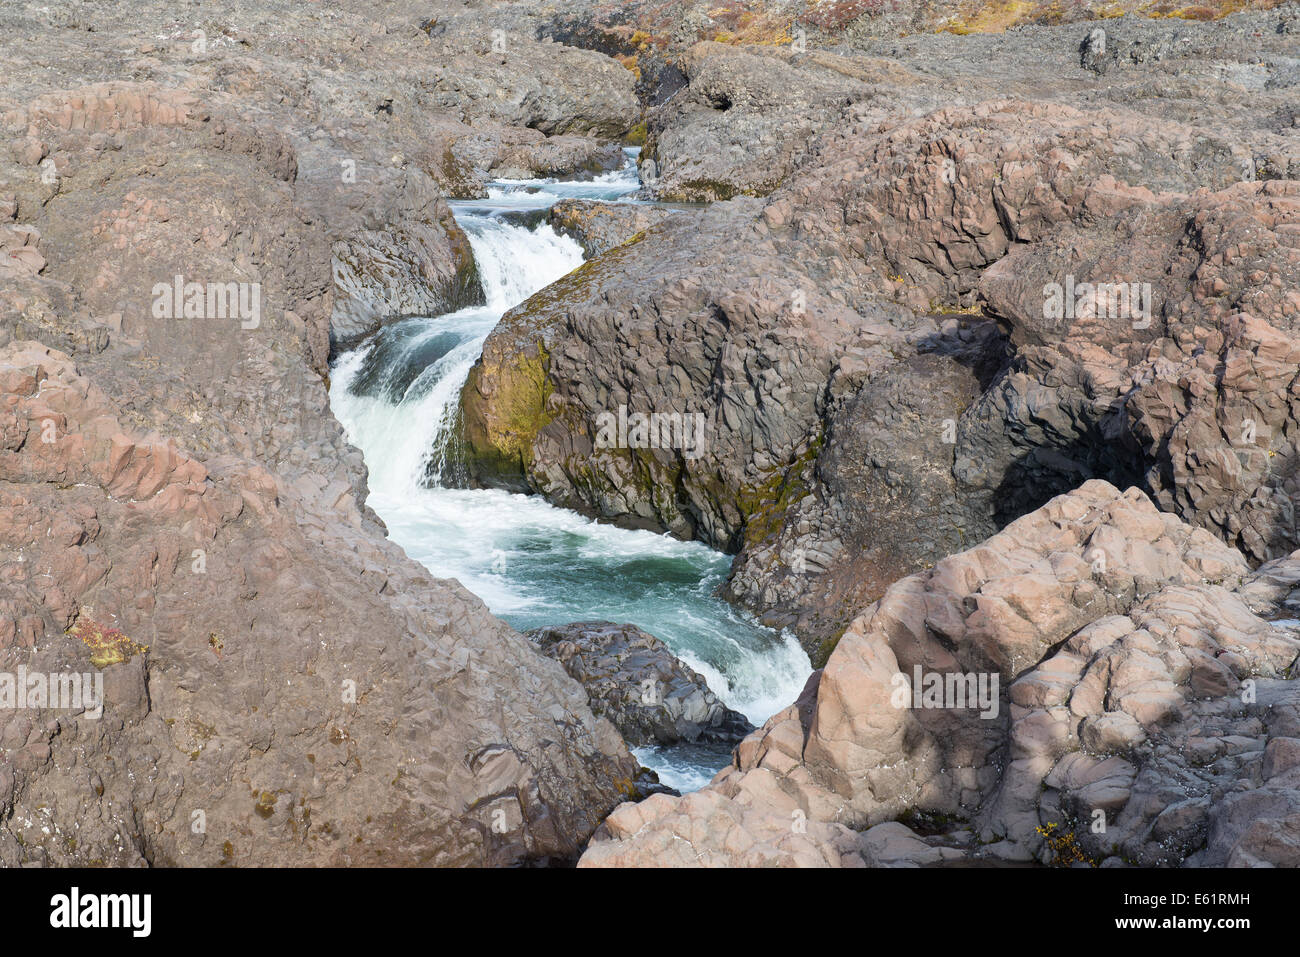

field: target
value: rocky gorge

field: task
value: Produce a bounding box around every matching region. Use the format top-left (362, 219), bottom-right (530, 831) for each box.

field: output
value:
top-left (1, 0), bottom-right (1298, 872)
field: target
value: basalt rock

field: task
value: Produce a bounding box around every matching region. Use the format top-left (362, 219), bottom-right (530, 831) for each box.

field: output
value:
top-left (638, 41), bottom-right (876, 202)
top-left (0, 0), bottom-right (657, 868)
top-left (420, 29), bottom-right (639, 140)
top-left (1080, 27), bottom-right (1109, 74)
top-left (581, 482), bottom-right (1300, 867)
top-left (579, 788), bottom-right (874, 867)
top-left (0, 340), bottom-right (644, 868)
top-left (453, 95), bottom-right (1260, 662)
top-left (963, 180), bottom-right (1300, 562)
top-left (548, 199), bottom-right (678, 257)
top-left (722, 317), bottom-right (1009, 662)
top-left (325, 169), bottom-right (485, 350)
top-left (11, 0), bottom-right (1300, 871)
top-left (527, 621), bottom-right (754, 746)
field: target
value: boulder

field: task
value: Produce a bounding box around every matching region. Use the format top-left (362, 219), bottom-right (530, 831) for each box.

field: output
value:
top-left (527, 621), bottom-right (753, 747)
top-left (548, 199), bottom-right (678, 257)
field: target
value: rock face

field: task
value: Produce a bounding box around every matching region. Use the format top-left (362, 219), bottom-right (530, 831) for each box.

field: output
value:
top-left (638, 41), bottom-right (874, 202)
top-left (326, 171), bottom-right (484, 349)
top-left (528, 622), bottom-right (753, 747)
top-left (965, 180), bottom-right (1300, 564)
top-left (453, 2), bottom-right (1300, 666)
top-left (0, 0), bottom-right (656, 867)
top-left (453, 88), bottom-right (1278, 660)
top-left (0, 340), bottom-right (644, 867)
top-left (1080, 27), bottom-right (1109, 74)
top-left (548, 199), bottom-right (678, 257)
top-left (581, 482), bottom-right (1300, 867)
top-left (422, 31), bottom-right (638, 139)
top-left (721, 316), bottom-right (1009, 658)
top-left (515, 0), bottom-right (1300, 866)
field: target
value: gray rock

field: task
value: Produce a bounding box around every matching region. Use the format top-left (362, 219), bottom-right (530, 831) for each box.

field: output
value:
top-left (0, 0), bottom-right (654, 868)
top-left (1080, 27), bottom-right (1109, 74)
top-left (549, 199), bottom-right (678, 257)
top-left (527, 621), bottom-right (754, 747)
top-left (578, 483), bottom-right (1300, 867)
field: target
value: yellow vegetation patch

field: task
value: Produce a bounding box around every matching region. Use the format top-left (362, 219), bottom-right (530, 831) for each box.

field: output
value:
top-left (68, 617), bottom-right (148, 668)
top-left (1140, 0), bottom-right (1256, 17)
top-left (1036, 822), bottom-right (1097, 867)
top-left (936, 0), bottom-right (1270, 33)
top-left (703, 3), bottom-right (793, 44)
top-left (943, 0), bottom-right (1038, 34)
top-left (617, 53), bottom-right (641, 80)
top-left (1095, 2), bottom-right (1131, 17)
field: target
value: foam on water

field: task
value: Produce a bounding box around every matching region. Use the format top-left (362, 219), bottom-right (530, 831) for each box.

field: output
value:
top-left (330, 156), bottom-right (811, 789)
top-left (455, 148), bottom-right (644, 213)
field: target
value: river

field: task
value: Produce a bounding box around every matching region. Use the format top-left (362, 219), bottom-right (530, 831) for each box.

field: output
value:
top-left (329, 154), bottom-right (811, 792)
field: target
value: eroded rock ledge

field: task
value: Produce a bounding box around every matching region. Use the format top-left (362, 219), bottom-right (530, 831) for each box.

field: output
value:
top-left (580, 482), bottom-right (1300, 867)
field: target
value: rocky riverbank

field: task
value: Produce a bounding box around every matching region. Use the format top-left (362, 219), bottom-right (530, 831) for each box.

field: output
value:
top-left (528, 621), bottom-right (754, 747)
top-left (581, 482), bottom-right (1300, 867)
top-left (0, 0), bottom-right (653, 867)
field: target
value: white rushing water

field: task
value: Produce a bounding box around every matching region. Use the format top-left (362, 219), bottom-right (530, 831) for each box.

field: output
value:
top-left (330, 157), bottom-right (811, 792)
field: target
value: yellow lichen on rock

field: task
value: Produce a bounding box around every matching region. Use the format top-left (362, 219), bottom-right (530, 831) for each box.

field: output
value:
top-left (68, 617), bottom-right (148, 668)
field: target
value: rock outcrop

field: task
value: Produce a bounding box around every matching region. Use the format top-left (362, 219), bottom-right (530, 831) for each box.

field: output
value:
top-left (581, 482), bottom-right (1300, 867)
top-left (964, 180), bottom-right (1300, 563)
top-left (548, 199), bottom-right (677, 257)
top-left (453, 90), bottom-right (1279, 661)
top-left (326, 172), bottom-right (484, 349)
top-left (638, 41), bottom-right (875, 202)
top-left (0, 339), bottom-right (647, 867)
top-left (528, 621), bottom-right (753, 747)
top-left (0, 0), bottom-right (656, 867)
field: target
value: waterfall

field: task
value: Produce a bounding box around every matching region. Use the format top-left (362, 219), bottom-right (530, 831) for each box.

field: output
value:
top-left (332, 216), bottom-right (584, 498)
top-left (330, 162), bottom-right (812, 792)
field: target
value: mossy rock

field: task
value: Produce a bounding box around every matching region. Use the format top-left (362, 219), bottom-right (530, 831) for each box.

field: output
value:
top-left (625, 120), bottom-right (648, 147)
top-left (442, 213), bottom-right (487, 313)
top-left (738, 428), bottom-right (825, 550)
top-left (449, 240), bottom-right (650, 488)
top-left (457, 343), bottom-right (555, 490)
